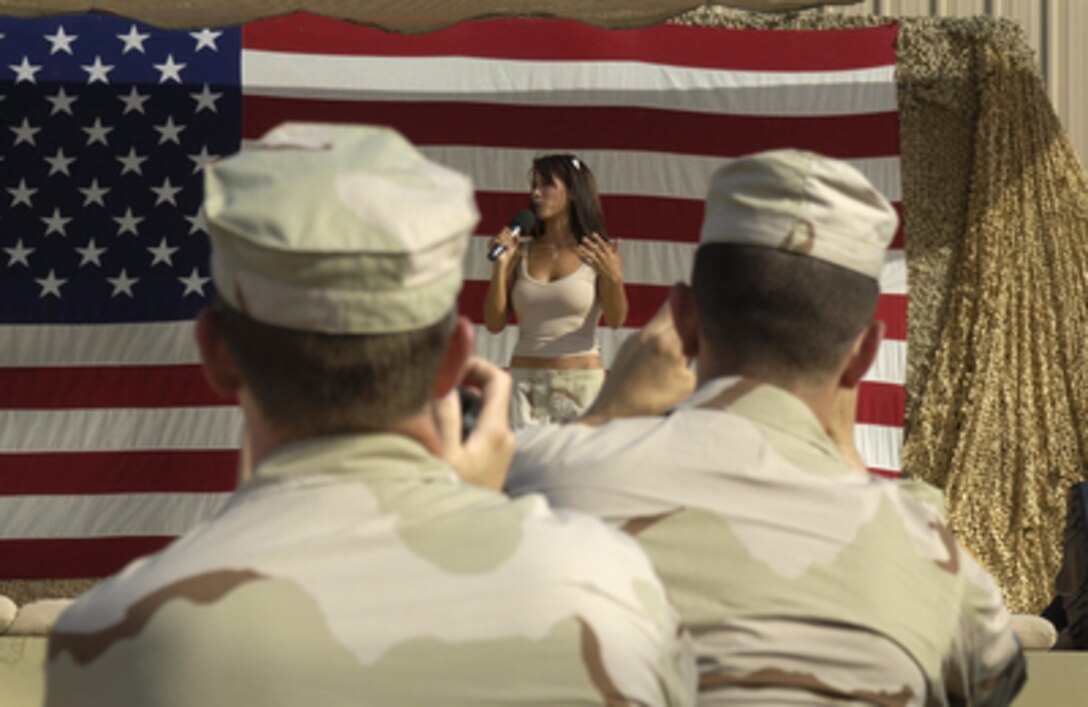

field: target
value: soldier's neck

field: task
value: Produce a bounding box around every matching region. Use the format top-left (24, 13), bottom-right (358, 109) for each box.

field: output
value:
top-left (696, 358), bottom-right (837, 431)
top-left (239, 395), bottom-right (442, 479)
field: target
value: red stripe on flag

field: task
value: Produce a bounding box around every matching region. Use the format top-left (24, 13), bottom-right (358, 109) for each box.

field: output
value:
top-left (0, 537), bottom-right (176, 580)
top-left (623, 285), bottom-right (673, 329)
top-left (857, 381), bottom-right (906, 428)
top-left (477, 194), bottom-right (906, 248)
top-left (244, 15), bottom-right (899, 72)
top-left (243, 97), bottom-right (901, 160)
top-left (0, 451), bottom-right (239, 495)
top-left (479, 193), bottom-right (707, 242)
top-left (868, 467), bottom-right (902, 480)
top-left (876, 294), bottom-right (907, 341)
top-left (461, 280), bottom-right (906, 339)
top-left (0, 366), bottom-right (232, 410)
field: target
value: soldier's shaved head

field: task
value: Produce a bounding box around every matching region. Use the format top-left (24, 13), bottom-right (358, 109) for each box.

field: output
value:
top-left (691, 244), bottom-right (879, 386)
top-left (217, 301), bottom-right (456, 434)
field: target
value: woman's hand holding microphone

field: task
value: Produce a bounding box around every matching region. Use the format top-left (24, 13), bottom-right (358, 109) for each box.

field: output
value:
top-left (487, 226), bottom-right (521, 266)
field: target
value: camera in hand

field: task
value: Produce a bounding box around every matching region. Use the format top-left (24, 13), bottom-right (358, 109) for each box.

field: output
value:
top-left (458, 386), bottom-right (483, 441)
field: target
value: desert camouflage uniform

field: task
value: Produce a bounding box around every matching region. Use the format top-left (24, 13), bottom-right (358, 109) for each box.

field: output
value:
top-left (509, 377), bottom-right (1026, 706)
top-left (46, 433), bottom-right (696, 706)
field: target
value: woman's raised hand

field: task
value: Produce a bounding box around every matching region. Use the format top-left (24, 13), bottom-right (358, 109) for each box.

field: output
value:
top-left (577, 232), bottom-right (623, 282)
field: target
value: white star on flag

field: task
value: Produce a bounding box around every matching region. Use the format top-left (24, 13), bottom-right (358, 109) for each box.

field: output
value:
top-left (46, 87), bottom-right (78, 115)
top-left (116, 147), bottom-right (148, 175)
top-left (4, 239), bottom-right (35, 267)
top-left (44, 26), bottom-right (78, 55)
top-left (190, 28), bottom-right (222, 52)
top-left (41, 208), bottom-right (72, 236)
top-left (9, 56), bottom-right (42, 83)
top-left (117, 24), bottom-right (150, 54)
top-left (76, 239), bottom-right (108, 267)
top-left (107, 269), bottom-right (139, 298)
top-left (190, 84), bottom-right (222, 113)
top-left (151, 177), bottom-right (182, 206)
top-left (10, 117), bottom-right (40, 146)
top-left (81, 55), bottom-right (114, 84)
top-left (154, 116), bottom-right (185, 145)
top-left (153, 54), bottom-right (186, 83)
top-left (78, 178), bottom-right (110, 207)
top-left (179, 267), bottom-right (211, 297)
top-left (185, 207), bottom-right (208, 235)
top-left (44, 147), bottom-right (76, 176)
top-left (117, 86), bottom-right (150, 114)
top-left (188, 145), bottom-right (218, 173)
top-left (82, 118), bottom-right (113, 146)
top-left (148, 238), bottom-right (179, 266)
top-left (35, 269), bottom-right (67, 299)
top-left (113, 207), bottom-right (144, 236)
top-left (7, 179), bottom-right (38, 207)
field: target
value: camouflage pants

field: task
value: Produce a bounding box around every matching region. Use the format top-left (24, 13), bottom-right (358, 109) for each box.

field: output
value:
top-left (509, 367), bottom-right (606, 430)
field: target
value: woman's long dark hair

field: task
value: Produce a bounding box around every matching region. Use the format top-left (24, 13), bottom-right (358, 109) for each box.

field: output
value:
top-left (529, 154), bottom-right (608, 243)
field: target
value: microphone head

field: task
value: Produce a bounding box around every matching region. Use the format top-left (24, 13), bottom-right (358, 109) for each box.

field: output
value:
top-left (510, 209), bottom-right (537, 234)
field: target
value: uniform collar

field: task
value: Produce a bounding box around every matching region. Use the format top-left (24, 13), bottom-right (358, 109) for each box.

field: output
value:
top-left (677, 376), bottom-right (851, 475)
top-left (253, 432), bottom-right (457, 485)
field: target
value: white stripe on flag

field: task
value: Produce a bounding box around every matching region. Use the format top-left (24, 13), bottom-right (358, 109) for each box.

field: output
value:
top-left (472, 325), bottom-right (907, 386)
top-left (861, 340), bottom-right (906, 386)
top-left (0, 321), bottom-right (199, 367)
top-left (464, 240), bottom-right (908, 295)
top-left (0, 494), bottom-right (230, 538)
top-left (1, 247), bottom-right (905, 370)
top-left (853, 423), bottom-right (903, 473)
top-left (243, 51), bottom-right (898, 117)
top-left (237, 142), bottom-right (903, 203)
top-left (2, 319), bottom-right (905, 389)
top-left (424, 148), bottom-right (904, 203)
top-left (0, 408), bottom-right (243, 453)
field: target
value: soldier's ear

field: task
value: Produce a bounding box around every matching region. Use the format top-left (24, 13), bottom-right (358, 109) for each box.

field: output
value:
top-left (840, 320), bottom-right (884, 389)
top-left (195, 307), bottom-right (243, 396)
top-left (432, 315), bottom-right (475, 400)
top-left (668, 282), bottom-right (700, 359)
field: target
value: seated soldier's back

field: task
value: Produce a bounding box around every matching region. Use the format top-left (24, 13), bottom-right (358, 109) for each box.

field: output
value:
top-left (45, 433), bottom-right (695, 706)
top-left (510, 378), bottom-right (1025, 706)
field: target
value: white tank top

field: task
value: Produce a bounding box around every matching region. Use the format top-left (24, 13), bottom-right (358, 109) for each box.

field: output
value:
top-left (511, 256), bottom-right (601, 358)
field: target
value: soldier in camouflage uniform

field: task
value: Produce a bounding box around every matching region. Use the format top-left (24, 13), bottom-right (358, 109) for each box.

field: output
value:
top-left (507, 150), bottom-right (1026, 705)
top-left (44, 123), bottom-right (696, 706)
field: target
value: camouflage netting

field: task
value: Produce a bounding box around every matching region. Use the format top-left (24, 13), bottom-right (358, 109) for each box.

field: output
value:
top-left (899, 22), bottom-right (1088, 613)
top-left (4, 8), bottom-right (1088, 615)
top-left (677, 8), bottom-right (1088, 613)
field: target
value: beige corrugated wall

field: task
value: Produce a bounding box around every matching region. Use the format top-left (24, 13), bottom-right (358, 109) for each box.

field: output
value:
top-left (826, 0), bottom-right (1087, 165)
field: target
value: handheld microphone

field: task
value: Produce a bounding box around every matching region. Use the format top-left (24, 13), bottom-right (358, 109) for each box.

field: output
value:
top-left (487, 209), bottom-right (537, 262)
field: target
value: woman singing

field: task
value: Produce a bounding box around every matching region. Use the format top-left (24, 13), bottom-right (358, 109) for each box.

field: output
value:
top-left (483, 154), bottom-right (628, 428)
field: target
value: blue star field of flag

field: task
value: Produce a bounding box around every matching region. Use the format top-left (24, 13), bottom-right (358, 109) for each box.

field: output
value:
top-left (0, 15), bottom-right (240, 323)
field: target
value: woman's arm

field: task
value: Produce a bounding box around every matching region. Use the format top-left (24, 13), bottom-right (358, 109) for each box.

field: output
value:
top-left (579, 233), bottom-right (628, 328)
top-left (482, 227), bottom-right (520, 333)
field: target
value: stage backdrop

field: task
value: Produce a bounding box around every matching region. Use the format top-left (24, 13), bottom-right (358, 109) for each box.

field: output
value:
top-left (0, 13), bottom-right (904, 580)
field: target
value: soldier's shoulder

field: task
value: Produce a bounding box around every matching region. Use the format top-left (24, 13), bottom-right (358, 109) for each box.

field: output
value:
top-left (888, 477), bottom-right (948, 520)
top-left (486, 497), bottom-right (664, 608)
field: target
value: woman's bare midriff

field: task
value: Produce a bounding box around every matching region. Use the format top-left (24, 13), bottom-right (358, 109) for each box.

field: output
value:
top-left (509, 353), bottom-right (602, 370)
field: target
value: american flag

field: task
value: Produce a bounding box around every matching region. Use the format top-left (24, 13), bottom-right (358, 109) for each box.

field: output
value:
top-left (0, 13), bottom-right (904, 580)
top-left (0, 15), bottom-right (241, 579)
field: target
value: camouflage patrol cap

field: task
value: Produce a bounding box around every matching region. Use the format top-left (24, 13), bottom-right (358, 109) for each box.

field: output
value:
top-left (204, 122), bottom-right (479, 334)
top-left (699, 149), bottom-right (897, 279)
